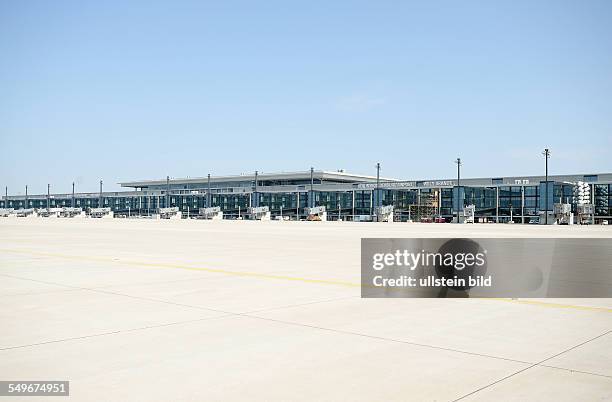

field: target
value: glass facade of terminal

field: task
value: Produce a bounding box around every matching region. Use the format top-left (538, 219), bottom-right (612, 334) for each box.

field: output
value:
top-left (595, 184), bottom-right (612, 217)
top-left (2, 178), bottom-right (611, 222)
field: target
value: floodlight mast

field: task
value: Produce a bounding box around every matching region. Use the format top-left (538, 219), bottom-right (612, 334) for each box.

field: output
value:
top-left (254, 170), bottom-right (258, 208)
top-left (166, 176), bottom-right (170, 208)
top-left (542, 148), bottom-right (550, 225)
top-left (310, 167), bottom-right (314, 193)
top-left (376, 162), bottom-right (380, 209)
top-left (310, 167), bottom-right (314, 208)
top-left (207, 173), bottom-right (211, 207)
top-left (454, 158), bottom-right (462, 223)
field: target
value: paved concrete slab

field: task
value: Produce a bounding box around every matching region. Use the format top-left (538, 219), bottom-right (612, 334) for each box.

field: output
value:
top-left (544, 332), bottom-right (612, 377)
top-left (101, 275), bottom-right (357, 314)
top-left (252, 297), bottom-right (612, 365)
top-left (0, 288), bottom-right (224, 350)
top-left (0, 274), bottom-right (68, 297)
top-left (1, 315), bottom-right (528, 402)
top-left (461, 365), bottom-right (612, 401)
top-left (0, 253), bottom-right (211, 288)
top-left (0, 219), bottom-right (610, 401)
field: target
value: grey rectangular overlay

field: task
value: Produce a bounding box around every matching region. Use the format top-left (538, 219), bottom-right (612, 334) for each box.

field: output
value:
top-left (361, 238), bottom-right (612, 298)
top-left (0, 381), bottom-right (69, 396)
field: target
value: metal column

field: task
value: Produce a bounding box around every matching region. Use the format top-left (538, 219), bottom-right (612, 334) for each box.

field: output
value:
top-left (542, 148), bottom-right (550, 225)
top-left (376, 162), bottom-right (380, 209)
top-left (417, 188), bottom-right (421, 220)
top-left (207, 174), bottom-right (211, 207)
top-left (310, 167), bottom-right (314, 192)
top-left (521, 186), bottom-right (525, 224)
top-left (309, 167), bottom-right (314, 208)
top-left (99, 180), bottom-right (103, 208)
top-left (253, 171), bottom-right (258, 208)
top-left (455, 158), bottom-right (462, 223)
top-left (591, 183), bottom-right (595, 224)
top-left (166, 176), bottom-right (170, 208)
top-left (495, 186), bottom-right (499, 223)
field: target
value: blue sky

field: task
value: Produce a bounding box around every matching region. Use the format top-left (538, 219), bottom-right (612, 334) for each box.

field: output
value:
top-left (1, 0), bottom-right (611, 194)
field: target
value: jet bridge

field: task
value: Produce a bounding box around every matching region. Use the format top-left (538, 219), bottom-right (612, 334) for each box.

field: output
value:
top-left (61, 207), bottom-right (85, 218)
top-left (455, 205), bottom-right (475, 224)
top-left (0, 208), bottom-right (14, 217)
top-left (574, 181), bottom-right (594, 225)
top-left (465, 205), bottom-right (475, 223)
top-left (158, 207), bottom-right (182, 220)
top-left (576, 204), bottom-right (594, 225)
top-left (199, 207), bottom-right (223, 220)
top-left (305, 206), bottom-right (327, 221)
top-left (37, 208), bottom-right (63, 218)
top-left (374, 205), bottom-right (394, 222)
top-left (247, 206), bottom-right (271, 220)
top-left (554, 203), bottom-right (573, 225)
top-left (16, 208), bottom-right (38, 218)
top-left (89, 207), bottom-right (114, 219)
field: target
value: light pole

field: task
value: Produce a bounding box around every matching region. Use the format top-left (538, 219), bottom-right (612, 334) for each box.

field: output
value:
top-left (454, 158), bottom-right (462, 223)
top-left (310, 167), bottom-right (314, 192)
top-left (25, 185), bottom-right (28, 209)
top-left (254, 170), bottom-right (258, 208)
top-left (72, 182), bottom-right (75, 208)
top-left (166, 176), bottom-right (170, 208)
top-left (310, 167), bottom-right (314, 208)
top-left (47, 184), bottom-right (50, 210)
top-left (542, 149), bottom-right (550, 225)
top-left (376, 162), bottom-right (381, 209)
top-left (207, 173), bottom-right (211, 207)
top-left (99, 180), bottom-right (103, 208)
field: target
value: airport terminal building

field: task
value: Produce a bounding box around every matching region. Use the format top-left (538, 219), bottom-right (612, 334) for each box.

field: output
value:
top-left (2, 170), bottom-right (612, 223)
